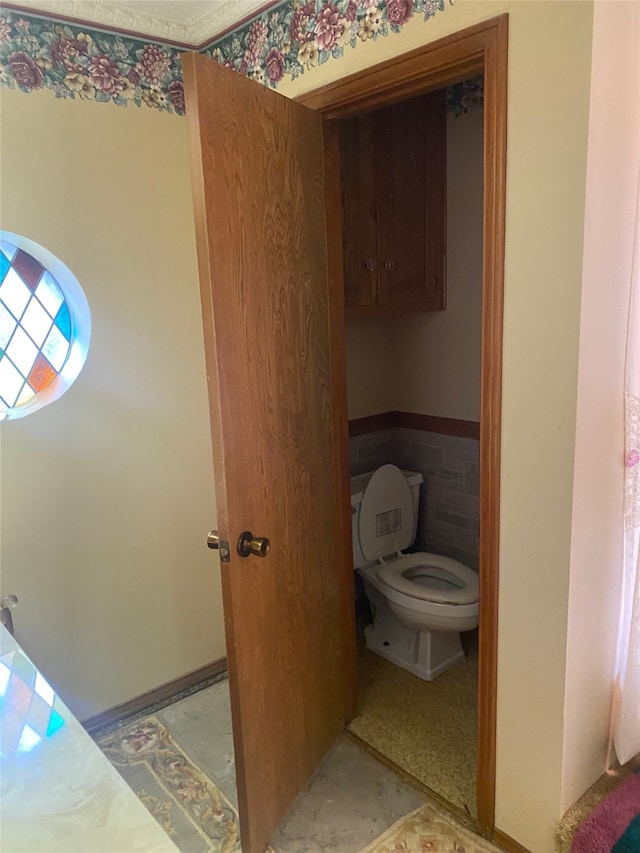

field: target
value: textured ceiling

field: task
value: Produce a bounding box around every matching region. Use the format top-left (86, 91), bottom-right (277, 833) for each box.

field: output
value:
top-left (10, 0), bottom-right (271, 45)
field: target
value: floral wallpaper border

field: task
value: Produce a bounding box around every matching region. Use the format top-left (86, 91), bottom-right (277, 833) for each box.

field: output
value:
top-left (0, 1), bottom-right (482, 116)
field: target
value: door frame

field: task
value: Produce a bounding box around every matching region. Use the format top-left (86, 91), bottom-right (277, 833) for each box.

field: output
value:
top-left (298, 14), bottom-right (508, 838)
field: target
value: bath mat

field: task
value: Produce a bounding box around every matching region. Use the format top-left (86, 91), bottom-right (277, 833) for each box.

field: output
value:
top-left (358, 802), bottom-right (501, 853)
top-left (97, 715), bottom-right (268, 853)
top-left (570, 770), bottom-right (640, 853)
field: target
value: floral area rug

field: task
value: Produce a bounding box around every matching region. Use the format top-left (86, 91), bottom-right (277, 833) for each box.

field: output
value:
top-left (359, 803), bottom-right (502, 853)
top-left (97, 715), bottom-right (498, 853)
top-left (96, 715), bottom-right (246, 853)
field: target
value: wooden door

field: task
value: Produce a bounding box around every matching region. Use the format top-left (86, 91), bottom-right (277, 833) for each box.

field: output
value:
top-left (182, 53), bottom-right (348, 853)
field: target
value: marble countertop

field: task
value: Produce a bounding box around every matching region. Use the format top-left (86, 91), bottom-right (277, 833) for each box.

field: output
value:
top-left (0, 624), bottom-right (178, 852)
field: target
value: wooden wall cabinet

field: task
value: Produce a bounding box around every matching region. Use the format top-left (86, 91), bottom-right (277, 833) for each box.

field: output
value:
top-left (339, 90), bottom-right (447, 314)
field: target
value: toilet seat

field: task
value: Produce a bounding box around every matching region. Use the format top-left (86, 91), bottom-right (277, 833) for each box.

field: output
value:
top-left (377, 552), bottom-right (479, 606)
top-left (358, 464), bottom-right (414, 562)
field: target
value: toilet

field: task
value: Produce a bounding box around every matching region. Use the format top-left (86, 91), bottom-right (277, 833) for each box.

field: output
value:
top-left (351, 464), bottom-right (479, 681)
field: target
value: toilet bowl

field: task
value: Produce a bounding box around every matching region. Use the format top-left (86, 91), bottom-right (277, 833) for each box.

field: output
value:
top-left (351, 464), bottom-right (479, 681)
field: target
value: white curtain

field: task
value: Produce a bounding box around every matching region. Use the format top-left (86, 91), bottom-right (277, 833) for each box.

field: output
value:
top-left (613, 171), bottom-right (640, 765)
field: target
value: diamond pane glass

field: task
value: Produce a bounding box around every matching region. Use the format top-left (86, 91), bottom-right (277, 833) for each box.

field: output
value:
top-left (0, 251), bottom-right (10, 283)
top-left (0, 239), bottom-right (80, 420)
top-left (15, 384), bottom-right (35, 407)
top-left (6, 327), bottom-right (38, 376)
top-left (42, 325), bottom-right (69, 372)
top-left (0, 357), bottom-right (24, 407)
top-left (0, 268), bottom-right (31, 320)
top-left (21, 298), bottom-right (52, 348)
top-left (0, 241), bottom-right (17, 263)
top-left (55, 301), bottom-right (72, 339)
top-left (0, 302), bottom-right (17, 351)
top-left (35, 272), bottom-right (64, 318)
top-left (13, 250), bottom-right (44, 291)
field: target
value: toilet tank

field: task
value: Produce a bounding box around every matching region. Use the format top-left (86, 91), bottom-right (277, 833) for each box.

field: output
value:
top-left (350, 468), bottom-right (423, 568)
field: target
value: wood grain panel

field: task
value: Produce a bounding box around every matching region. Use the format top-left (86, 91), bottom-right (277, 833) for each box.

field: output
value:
top-left (476, 14), bottom-right (508, 836)
top-left (423, 90), bottom-right (447, 311)
top-left (301, 13), bottom-right (508, 839)
top-left (183, 52), bottom-right (346, 853)
top-left (375, 97), bottom-right (427, 304)
top-left (339, 114), bottom-right (379, 308)
top-left (376, 92), bottom-right (446, 310)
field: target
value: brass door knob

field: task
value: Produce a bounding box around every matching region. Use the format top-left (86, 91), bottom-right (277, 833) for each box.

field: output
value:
top-left (237, 531), bottom-right (271, 558)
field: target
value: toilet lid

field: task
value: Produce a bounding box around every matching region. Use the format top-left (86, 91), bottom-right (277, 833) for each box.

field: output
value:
top-left (358, 464), bottom-right (413, 563)
top-left (377, 552), bottom-right (479, 605)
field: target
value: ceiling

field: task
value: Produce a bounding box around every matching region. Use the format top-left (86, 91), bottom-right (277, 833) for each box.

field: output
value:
top-left (10, 0), bottom-right (272, 46)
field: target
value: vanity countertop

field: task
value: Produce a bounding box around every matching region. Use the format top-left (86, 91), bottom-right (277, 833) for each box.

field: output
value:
top-left (0, 624), bottom-right (178, 852)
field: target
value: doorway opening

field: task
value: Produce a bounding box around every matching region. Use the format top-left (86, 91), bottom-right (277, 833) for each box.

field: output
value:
top-left (299, 13), bottom-right (507, 838)
top-left (335, 77), bottom-right (484, 822)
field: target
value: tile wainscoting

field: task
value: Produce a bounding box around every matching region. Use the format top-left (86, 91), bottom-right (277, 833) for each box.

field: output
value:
top-left (349, 414), bottom-right (479, 571)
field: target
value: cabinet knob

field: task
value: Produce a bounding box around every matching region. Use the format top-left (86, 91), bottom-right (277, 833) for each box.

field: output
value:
top-left (383, 258), bottom-right (396, 271)
top-left (364, 258), bottom-right (377, 272)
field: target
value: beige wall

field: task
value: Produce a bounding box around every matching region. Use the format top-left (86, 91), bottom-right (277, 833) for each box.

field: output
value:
top-left (345, 316), bottom-right (397, 419)
top-left (394, 107), bottom-right (483, 421)
top-left (562, 0), bottom-right (640, 810)
top-left (345, 107), bottom-right (483, 422)
top-left (0, 87), bottom-right (225, 721)
top-left (284, 2), bottom-right (594, 850)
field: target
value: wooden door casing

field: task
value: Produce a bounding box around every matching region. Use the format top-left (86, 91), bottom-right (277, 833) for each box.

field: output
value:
top-left (183, 52), bottom-right (347, 853)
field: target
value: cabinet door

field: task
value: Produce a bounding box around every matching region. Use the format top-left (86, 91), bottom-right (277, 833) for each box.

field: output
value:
top-left (375, 91), bottom-right (446, 311)
top-left (339, 114), bottom-right (379, 308)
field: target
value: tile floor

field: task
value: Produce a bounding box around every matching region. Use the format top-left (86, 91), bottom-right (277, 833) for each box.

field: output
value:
top-left (156, 678), bottom-right (426, 852)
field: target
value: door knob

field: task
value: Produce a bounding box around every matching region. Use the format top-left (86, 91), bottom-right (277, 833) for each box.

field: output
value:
top-left (237, 531), bottom-right (270, 558)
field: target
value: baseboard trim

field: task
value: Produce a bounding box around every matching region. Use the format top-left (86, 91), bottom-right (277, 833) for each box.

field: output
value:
top-left (82, 657), bottom-right (228, 733)
top-left (492, 828), bottom-right (532, 853)
top-left (348, 411), bottom-right (480, 439)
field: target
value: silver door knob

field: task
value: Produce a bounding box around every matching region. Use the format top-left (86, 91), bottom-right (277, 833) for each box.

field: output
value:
top-left (207, 530), bottom-right (221, 549)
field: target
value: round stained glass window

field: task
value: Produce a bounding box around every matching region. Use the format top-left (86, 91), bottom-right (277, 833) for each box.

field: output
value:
top-left (0, 233), bottom-right (90, 421)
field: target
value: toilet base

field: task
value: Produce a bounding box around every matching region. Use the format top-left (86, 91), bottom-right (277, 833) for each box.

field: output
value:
top-left (364, 604), bottom-right (465, 681)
